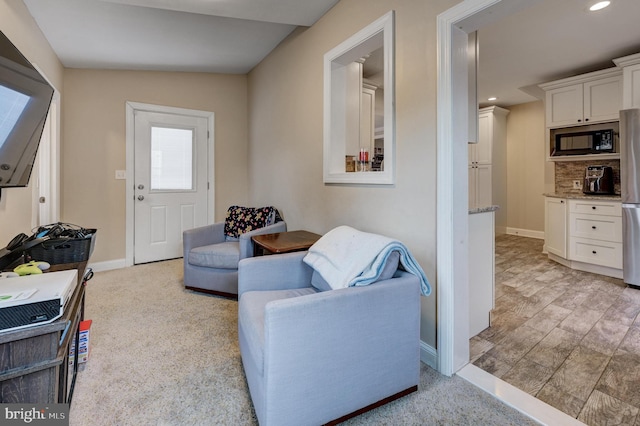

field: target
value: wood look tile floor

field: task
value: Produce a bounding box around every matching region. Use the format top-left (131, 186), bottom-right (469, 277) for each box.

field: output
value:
top-left (470, 234), bottom-right (640, 426)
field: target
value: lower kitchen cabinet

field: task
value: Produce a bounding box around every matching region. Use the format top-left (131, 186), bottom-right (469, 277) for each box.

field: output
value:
top-left (568, 199), bottom-right (623, 269)
top-left (468, 210), bottom-right (495, 338)
top-left (545, 197), bottom-right (567, 258)
top-left (544, 196), bottom-right (622, 278)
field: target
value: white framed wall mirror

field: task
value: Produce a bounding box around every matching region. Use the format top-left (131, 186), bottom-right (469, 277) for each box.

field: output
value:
top-left (323, 11), bottom-right (395, 184)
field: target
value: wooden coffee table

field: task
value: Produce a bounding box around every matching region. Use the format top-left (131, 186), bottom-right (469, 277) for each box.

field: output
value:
top-left (252, 230), bottom-right (322, 256)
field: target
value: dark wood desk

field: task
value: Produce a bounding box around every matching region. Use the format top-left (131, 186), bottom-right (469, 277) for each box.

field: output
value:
top-left (252, 230), bottom-right (322, 256)
top-left (0, 261), bottom-right (88, 404)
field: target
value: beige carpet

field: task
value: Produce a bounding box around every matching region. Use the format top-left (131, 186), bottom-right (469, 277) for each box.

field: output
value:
top-left (69, 259), bottom-right (538, 425)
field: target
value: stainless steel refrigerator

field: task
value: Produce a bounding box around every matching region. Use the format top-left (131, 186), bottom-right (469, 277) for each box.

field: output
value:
top-left (621, 108), bottom-right (640, 289)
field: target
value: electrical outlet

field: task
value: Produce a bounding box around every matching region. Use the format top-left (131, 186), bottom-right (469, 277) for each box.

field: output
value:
top-left (115, 170), bottom-right (126, 180)
top-left (573, 180), bottom-right (582, 190)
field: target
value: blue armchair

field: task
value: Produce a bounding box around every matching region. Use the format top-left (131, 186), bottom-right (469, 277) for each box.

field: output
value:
top-left (182, 206), bottom-right (286, 297)
top-left (237, 251), bottom-right (421, 425)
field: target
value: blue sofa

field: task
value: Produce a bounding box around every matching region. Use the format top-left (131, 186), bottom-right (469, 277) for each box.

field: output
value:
top-left (237, 251), bottom-right (421, 425)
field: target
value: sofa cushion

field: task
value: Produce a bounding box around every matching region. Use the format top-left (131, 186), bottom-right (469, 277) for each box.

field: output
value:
top-left (224, 205), bottom-right (277, 239)
top-left (310, 250), bottom-right (400, 292)
top-left (188, 241), bottom-right (240, 269)
top-left (239, 287), bottom-right (317, 375)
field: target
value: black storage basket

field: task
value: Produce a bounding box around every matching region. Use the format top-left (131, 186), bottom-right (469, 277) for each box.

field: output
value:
top-left (27, 229), bottom-right (96, 265)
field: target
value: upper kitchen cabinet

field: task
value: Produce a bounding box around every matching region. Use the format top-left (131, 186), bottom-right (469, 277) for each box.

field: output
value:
top-left (613, 52), bottom-right (640, 109)
top-left (540, 68), bottom-right (622, 128)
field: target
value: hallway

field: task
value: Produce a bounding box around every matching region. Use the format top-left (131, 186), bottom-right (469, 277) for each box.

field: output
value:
top-left (470, 234), bottom-right (640, 425)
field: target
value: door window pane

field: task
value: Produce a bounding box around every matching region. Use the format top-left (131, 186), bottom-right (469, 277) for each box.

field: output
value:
top-left (150, 127), bottom-right (193, 190)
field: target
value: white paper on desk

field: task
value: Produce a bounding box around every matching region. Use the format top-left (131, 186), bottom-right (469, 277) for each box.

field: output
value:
top-left (0, 289), bottom-right (37, 303)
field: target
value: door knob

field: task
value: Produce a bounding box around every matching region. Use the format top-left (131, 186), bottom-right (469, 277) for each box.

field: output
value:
top-left (137, 195), bottom-right (144, 201)
top-left (138, 184), bottom-right (145, 190)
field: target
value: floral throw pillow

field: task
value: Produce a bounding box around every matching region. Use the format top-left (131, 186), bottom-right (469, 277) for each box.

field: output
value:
top-left (224, 206), bottom-right (276, 239)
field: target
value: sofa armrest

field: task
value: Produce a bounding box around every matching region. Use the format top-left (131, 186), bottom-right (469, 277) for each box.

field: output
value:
top-left (238, 221), bottom-right (287, 259)
top-left (183, 222), bottom-right (225, 258)
top-left (261, 272), bottom-right (421, 425)
top-left (238, 251), bottom-right (312, 295)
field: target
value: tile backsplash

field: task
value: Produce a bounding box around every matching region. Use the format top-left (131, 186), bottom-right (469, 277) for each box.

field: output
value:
top-left (555, 160), bottom-right (620, 195)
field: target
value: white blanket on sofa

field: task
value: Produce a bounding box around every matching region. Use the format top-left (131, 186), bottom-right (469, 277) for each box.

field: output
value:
top-left (303, 226), bottom-right (431, 296)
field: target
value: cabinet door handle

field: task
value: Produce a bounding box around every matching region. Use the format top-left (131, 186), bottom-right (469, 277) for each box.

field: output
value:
top-left (592, 226), bottom-right (597, 229)
top-left (592, 250), bottom-right (597, 254)
top-left (592, 206), bottom-right (597, 210)
top-left (560, 200), bottom-right (564, 204)
top-left (585, 118), bottom-right (589, 122)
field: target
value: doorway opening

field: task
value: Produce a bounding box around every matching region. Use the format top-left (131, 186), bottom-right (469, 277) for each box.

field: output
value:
top-left (437, 0), bottom-right (577, 423)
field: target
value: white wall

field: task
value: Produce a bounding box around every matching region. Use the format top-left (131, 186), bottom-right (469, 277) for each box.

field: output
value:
top-left (62, 69), bottom-right (250, 262)
top-left (247, 0), bottom-right (460, 348)
top-left (505, 100), bottom-right (550, 236)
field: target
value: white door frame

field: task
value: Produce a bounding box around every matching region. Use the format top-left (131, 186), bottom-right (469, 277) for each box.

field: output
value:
top-left (436, 0), bottom-right (539, 376)
top-left (125, 102), bottom-right (215, 267)
top-left (31, 65), bottom-right (61, 227)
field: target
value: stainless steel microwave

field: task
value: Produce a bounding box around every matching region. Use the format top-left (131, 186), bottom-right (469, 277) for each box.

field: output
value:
top-left (552, 129), bottom-right (615, 156)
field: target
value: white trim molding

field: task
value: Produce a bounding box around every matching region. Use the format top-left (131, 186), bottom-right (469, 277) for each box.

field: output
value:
top-left (436, 0), bottom-right (543, 377)
top-left (323, 11), bottom-right (395, 185)
top-left (420, 341), bottom-right (438, 371)
top-left (505, 227), bottom-right (545, 240)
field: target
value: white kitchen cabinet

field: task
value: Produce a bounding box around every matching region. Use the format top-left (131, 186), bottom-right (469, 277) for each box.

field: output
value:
top-left (623, 64), bottom-right (640, 109)
top-left (568, 199), bottom-right (623, 269)
top-left (468, 210), bottom-right (495, 338)
top-left (614, 52), bottom-right (640, 109)
top-left (545, 196), bottom-right (623, 278)
top-left (469, 106), bottom-right (508, 211)
top-left (545, 197), bottom-right (567, 258)
top-left (545, 84), bottom-right (583, 128)
top-left (361, 83), bottom-right (376, 156)
top-left (541, 68), bottom-right (622, 128)
top-left (469, 164), bottom-right (492, 210)
top-left (473, 111), bottom-right (493, 164)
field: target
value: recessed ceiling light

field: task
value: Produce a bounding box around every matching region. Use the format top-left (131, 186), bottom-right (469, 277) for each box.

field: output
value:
top-left (488, 97), bottom-right (497, 101)
top-left (589, 1), bottom-right (611, 11)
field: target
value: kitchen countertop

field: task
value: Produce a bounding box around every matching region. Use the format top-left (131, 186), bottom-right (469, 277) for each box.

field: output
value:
top-left (469, 205), bottom-right (499, 214)
top-left (544, 192), bottom-right (622, 201)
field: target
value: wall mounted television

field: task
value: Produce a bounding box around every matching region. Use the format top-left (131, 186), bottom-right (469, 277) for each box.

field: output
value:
top-left (0, 30), bottom-right (54, 188)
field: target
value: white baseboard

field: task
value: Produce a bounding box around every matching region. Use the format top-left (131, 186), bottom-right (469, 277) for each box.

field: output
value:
top-left (420, 341), bottom-right (438, 370)
top-left (547, 253), bottom-right (623, 279)
top-left (457, 364), bottom-right (584, 426)
top-left (506, 227), bottom-right (544, 240)
top-left (88, 258), bottom-right (126, 273)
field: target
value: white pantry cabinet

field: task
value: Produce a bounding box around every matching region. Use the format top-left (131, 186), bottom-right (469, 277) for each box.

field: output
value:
top-left (540, 68), bottom-right (622, 128)
top-left (469, 106), bottom-right (508, 211)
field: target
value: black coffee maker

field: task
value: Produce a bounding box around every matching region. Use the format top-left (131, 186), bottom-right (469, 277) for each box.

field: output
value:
top-left (583, 165), bottom-right (614, 194)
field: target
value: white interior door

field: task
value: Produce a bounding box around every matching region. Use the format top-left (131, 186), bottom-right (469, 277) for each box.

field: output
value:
top-left (133, 110), bottom-right (209, 264)
top-left (36, 108), bottom-right (52, 225)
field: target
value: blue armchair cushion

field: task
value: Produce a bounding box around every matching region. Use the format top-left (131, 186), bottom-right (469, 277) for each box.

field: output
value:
top-left (239, 287), bottom-right (317, 375)
top-left (224, 206), bottom-right (278, 239)
top-left (310, 250), bottom-right (400, 292)
top-left (188, 241), bottom-right (240, 269)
